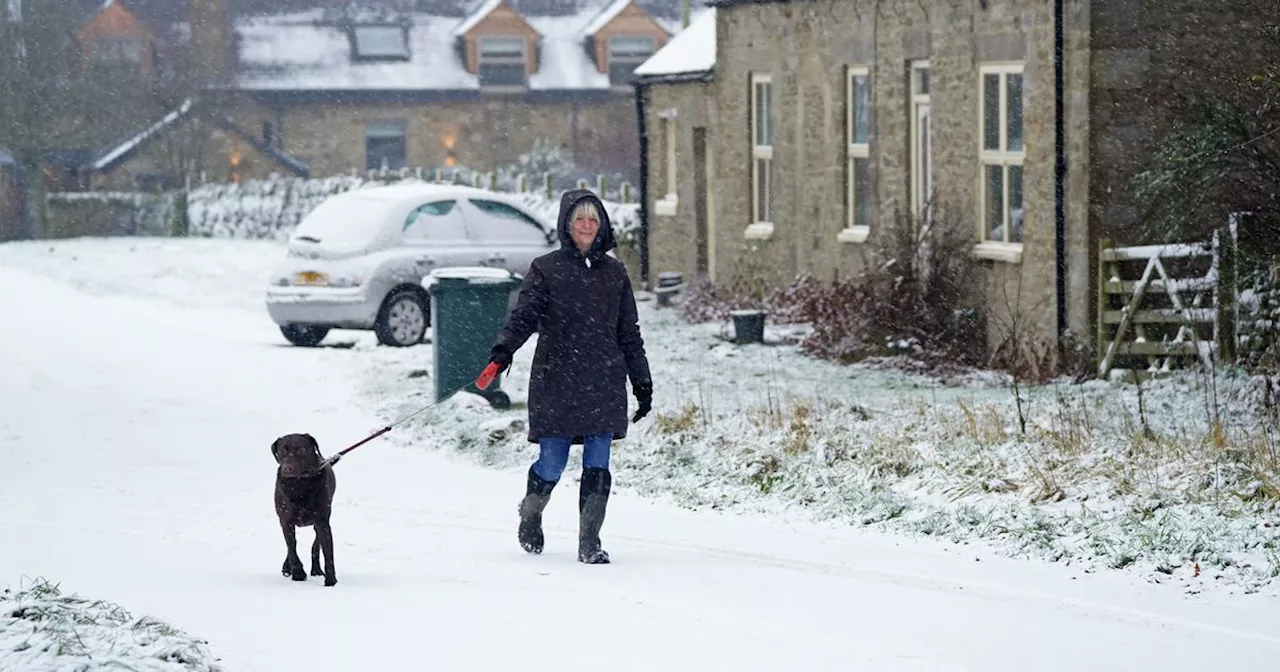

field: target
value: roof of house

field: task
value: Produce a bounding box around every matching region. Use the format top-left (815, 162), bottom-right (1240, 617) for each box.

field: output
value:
top-left (90, 98), bottom-right (310, 178)
top-left (451, 0), bottom-right (505, 37)
top-left (214, 117), bottom-right (310, 177)
top-left (91, 99), bottom-right (196, 172)
top-left (234, 2), bottom-right (682, 93)
top-left (633, 7), bottom-right (713, 81)
top-left (76, 0), bottom-right (188, 28)
top-left (580, 0), bottom-right (631, 36)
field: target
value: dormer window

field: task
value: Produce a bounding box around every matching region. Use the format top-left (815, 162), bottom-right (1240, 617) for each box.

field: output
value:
top-left (92, 36), bottom-right (143, 64)
top-left (606, 35), bottom-right (655, 86)
top-left (477, 36), bottom-right (527, 87)
top-left (352, 24), bottom-right (410, 62)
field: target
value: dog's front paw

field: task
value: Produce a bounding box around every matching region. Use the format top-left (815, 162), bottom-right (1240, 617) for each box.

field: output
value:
top-left (324, 575), bottom-right (338, 587)
top-left (291, 569), bottom-right (308, 582)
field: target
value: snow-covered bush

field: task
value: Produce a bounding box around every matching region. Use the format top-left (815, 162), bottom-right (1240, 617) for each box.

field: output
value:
top-left (186, 172), bottom-right (640, 247)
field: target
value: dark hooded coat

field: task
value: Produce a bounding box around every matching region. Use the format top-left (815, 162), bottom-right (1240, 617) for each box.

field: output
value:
top-left (493, 189), bottom-right (651, 444)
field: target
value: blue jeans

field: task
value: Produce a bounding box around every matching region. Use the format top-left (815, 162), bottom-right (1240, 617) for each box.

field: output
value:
top-left (532, 433), bottom-right (612, 482)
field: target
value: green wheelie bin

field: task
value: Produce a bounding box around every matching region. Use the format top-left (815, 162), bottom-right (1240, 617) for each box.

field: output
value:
top-left (423, 267), bottom-right (522, 409)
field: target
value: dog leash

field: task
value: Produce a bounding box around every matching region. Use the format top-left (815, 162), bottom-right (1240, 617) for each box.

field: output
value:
top-left (322, 363), bottom-right (505, 468)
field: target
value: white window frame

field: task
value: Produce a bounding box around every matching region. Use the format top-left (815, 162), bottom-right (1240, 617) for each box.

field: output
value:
top-left (909, 60), bottom-right (932, 223)
top-left (840, 66), bottom-right (872, 244)
top-left (654, 108), bottom-right (678, 216)
top-left (476, 36), bottom-right (527, 89)
top-left (974, 62), bottom-right (1026, 264)
top-left (746, 72), bottom-right (774, 240)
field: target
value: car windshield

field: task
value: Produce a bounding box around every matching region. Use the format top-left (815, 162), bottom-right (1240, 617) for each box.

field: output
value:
top-left (292, 194), bottom-right (394, 248)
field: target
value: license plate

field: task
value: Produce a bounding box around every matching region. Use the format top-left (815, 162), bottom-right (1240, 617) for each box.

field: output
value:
top-left (294, 271), bottom-right (329, 286)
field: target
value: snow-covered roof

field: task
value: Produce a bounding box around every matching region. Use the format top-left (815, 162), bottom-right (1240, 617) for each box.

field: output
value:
top-left (451, 0), bottom-right (504, 37)
top-left (91, 99), bottom-right (194, 171)
top-left (580, 0), bottom-right (630, 36)
top-left (633, 8), bottom-right (715, 80)
top-left (235, 4), bottom-right (671, 93)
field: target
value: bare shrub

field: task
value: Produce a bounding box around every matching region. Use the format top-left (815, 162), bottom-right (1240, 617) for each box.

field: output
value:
top-left (678, 273), bottom-right (820, 325)
top-left (676, 204), bottom-right (985, 368)
top-left (798, 205), bottom-right (986, 366)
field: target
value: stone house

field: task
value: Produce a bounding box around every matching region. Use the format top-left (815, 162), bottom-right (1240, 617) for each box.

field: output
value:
top-left (632, 7), bottom-right (716, 283)
top-left (217, 0), bottom-right (677, 181)
top-left (74, 0), bottom-right (683, 191)
top-left (72, 0), bottom-right (191, 79)
top-left (635, 0), bottom-right (1277, 362)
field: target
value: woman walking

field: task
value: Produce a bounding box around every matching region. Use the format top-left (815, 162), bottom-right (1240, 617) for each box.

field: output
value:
top-left (486, 188), bottom-right (653, 564)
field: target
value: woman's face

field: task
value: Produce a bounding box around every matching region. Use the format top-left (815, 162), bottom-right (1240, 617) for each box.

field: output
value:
top-left (571, 211), bottom-right (600, 252)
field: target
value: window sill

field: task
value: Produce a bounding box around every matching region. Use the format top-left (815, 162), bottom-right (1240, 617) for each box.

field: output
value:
top-left (837, 226), bottom-right (870, 244)
top-left (744, 222), bottom-right (775, 241)
top-left (653, 195), bottom-right (678, 217)
top-left (972, 242), bottom-right (1024, 264)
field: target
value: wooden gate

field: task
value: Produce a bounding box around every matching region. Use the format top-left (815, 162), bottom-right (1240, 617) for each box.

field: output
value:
top-left (1095, 224), bottom-right (1238, 378)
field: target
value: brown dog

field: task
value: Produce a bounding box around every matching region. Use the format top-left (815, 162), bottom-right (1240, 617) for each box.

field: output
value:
top-left (271, 433), bottom-right (338, 587)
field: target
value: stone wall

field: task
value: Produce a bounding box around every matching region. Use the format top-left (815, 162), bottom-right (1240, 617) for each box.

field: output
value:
top-left (44, 192), bottom-right (180, 238)
top-left (710, 0), bottom-right (1094, 356)
top-left (229, 94), bottom-right (641, 180)
top-left (1088, 0), bottom-right (1279, 244)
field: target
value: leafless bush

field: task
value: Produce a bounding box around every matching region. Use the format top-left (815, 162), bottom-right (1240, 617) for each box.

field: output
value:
top-left (677, 273), bottom-right (819, 325)
top-left (678, 205), bottom-right (986, 367)
top-left (798, 206), bottom-right (986, 365)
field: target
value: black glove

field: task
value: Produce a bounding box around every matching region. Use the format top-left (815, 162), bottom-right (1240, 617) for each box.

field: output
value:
top-left (631, 380), bottom-right (653, 423)
top-left (489, 345), bottom-right (513, 374)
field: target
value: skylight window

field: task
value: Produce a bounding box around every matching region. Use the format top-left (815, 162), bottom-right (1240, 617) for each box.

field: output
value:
top-left (352, 25), bottom-right (410, 61)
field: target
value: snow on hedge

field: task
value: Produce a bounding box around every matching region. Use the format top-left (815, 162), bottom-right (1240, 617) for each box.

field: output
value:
top-left (0, 578), bottom-right (222, 671)
top-left (186, 173), bottom-right (640, 244)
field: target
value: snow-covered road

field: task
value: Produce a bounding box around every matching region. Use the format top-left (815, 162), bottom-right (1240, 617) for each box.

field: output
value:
top-left (2, 239), bottom-right (1280, 671)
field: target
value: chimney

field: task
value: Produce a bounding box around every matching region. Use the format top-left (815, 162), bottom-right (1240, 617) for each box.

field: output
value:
top-left (190, 0), bottom-right (232, 89)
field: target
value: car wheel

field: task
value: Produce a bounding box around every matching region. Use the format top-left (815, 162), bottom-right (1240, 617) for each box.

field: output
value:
top-left (280, 324), bottom-right (329, 347)
top-left (375, 288), bottom-right (428, 347)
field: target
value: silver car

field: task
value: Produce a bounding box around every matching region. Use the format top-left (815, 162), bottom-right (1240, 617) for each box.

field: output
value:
top-left (265, 183), bottom-right (559, 346)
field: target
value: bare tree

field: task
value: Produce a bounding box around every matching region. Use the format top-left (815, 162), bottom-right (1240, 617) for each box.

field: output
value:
top-left (0, 0), bottom-right (107, 237)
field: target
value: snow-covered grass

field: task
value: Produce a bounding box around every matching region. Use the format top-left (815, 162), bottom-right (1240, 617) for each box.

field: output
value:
top-left (1, 578), bottom-right (222, 671)
top-left (357, 291), bottom-right (1280, 595)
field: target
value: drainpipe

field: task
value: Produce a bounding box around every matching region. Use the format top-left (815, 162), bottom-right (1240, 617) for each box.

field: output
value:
top-left (1054, 0), bottom-right (1068, 344)
top-left (634, 80), bottom-right (651, 290)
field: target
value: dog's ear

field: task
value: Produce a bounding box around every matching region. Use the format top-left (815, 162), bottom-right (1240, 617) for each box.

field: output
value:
top-left (271, 437), bottom-right (282, 463)
top-left (305, 433), bottom-right (321, 458)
